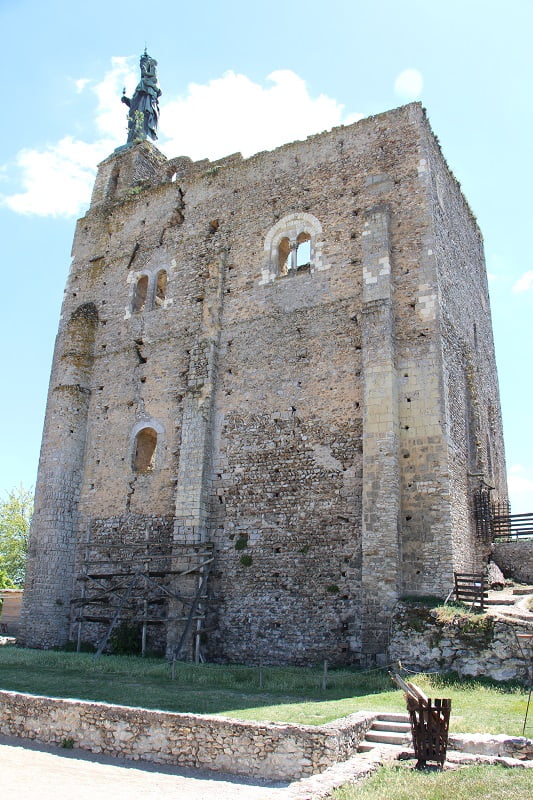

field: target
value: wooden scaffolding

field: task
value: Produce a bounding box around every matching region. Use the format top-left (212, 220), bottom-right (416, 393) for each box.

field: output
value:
top-left (72, 537), bottom-right (213, 662)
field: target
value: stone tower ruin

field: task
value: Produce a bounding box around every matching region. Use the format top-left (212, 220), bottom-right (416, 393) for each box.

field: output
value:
top-left (20, 102), bottom-right (507, 665)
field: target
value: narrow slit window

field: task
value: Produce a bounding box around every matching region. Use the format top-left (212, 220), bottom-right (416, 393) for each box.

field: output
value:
top-left (133, 427), bottom-right (157, 473)
top-left (132, 275), bottom-right (149, 312)
top-left (155, 270), bottom-right (167, 307)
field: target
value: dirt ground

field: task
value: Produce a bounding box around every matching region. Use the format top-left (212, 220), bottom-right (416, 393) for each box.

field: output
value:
top-left (0, 735), bottom-right (291, 800)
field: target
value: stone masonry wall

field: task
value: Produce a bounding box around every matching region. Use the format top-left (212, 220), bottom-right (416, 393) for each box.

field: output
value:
top-left (493, 542), bottom-right (533, 585)
top-left (21, 102), bottom-right (506, 666)
top-left (421, 121), bottom-right (508, 573)
top-left (389, 603), bottom-right (530, 682)
top-left (0, 690), bottom-right (373, 780)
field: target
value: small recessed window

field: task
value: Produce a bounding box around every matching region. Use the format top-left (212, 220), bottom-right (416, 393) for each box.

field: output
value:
top-left (155, 270), bottom-right (167, 307)
top-left (132, 275), bottom-right (149, 313)
top-left (133, 427), bottom-right (157, 473)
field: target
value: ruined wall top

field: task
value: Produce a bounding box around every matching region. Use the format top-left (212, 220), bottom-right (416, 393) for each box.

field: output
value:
top-left (87, 103), bottom-right (480, 239)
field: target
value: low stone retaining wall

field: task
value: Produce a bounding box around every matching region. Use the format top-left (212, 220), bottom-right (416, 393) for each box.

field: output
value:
top-left (493, 541), bottom-right (533, 585)
top-left (449, 733), bottom-right (533, 761)
top-left (389, 603), bottom-right (530, 682)
top-left (0, 690), bottom-right (374, 780)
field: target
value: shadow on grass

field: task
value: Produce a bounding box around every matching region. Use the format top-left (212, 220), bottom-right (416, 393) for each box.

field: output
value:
top-left (0, 647), bottom-right (397, 718)
top-left (424, 671), bottom-right (526, 695)
top-left (0, 648), bottom-right (527, 724)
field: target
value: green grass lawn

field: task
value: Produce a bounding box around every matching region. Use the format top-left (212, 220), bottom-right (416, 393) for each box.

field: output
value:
top-left (332, 764), bottom-right (533, 800)
top-left (0, 647), bottom-right (529, 735)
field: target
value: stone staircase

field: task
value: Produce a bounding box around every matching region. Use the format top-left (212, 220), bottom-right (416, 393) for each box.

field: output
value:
top-left (359, 713), bottom-right (412, 753)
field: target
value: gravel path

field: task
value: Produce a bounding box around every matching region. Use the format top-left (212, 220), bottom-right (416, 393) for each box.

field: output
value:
top-left (0, 736), bottom-right (290, 800)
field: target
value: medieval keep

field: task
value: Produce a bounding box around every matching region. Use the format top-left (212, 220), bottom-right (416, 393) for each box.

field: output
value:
top-left (20, 97), bottom-right (507, 665)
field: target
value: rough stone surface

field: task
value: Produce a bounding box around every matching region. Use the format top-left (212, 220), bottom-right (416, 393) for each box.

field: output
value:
top-left (389, 602), bottom-right (530, 682)
top-left (448, 734), bottom-right (533, 760)
top-left (20, 103), bottom-right (507, 665)
top-left (0, 690), bottom-right (374, 781)
top-left (486, 561), bottom-right (506, 589)
top-left (493, 542), bottom-right (533, 585)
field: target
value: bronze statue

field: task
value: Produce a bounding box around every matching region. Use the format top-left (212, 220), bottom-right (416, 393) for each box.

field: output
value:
top-left (122, 50), bottom-right (161, 143)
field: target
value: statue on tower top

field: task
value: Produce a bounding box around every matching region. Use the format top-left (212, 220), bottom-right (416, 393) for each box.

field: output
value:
top-left (121, 50), bottom-right (162, 143)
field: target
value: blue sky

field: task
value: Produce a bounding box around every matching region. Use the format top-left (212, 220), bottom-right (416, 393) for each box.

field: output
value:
top-left (1, 0), bottom-right (532, 511)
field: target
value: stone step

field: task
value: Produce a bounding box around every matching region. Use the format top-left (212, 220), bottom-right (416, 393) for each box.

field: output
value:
top-left (358, 712), bottom-right (412, 751)
top-left (365, 730), bottom-right (411, 746)
top-left (372, 720), bottom-right (411, 733)
top-left (358, 741), bottom-right (413, 754)
top-left (494, 612), bottom-right (533, 625)
top-left (376, 712), bottom-right (410, 723)
top-left (485, 597), bottom-right (516, 606)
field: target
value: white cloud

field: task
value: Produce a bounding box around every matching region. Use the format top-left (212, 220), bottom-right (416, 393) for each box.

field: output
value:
top-left (3, 138), bottom-right (115, 217)
top-left (92, 56), bottom-right (137, 139)
top-left (1, 57), bottom-right (136, 218)
top-left (1, 63), bottom-right (362, 218)
top-left (161, 69), bottom-right (362, 162)
top-left (512, 270), bottom-right (533, 294)
top-left (75, 78), bottom-right (91, 93)
top-left (508, 464), bottom-right (533, 514)
top-left (394, 68), bottom-right (424, 101)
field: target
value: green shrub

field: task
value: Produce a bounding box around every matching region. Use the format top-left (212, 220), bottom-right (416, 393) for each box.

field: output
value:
top-left (61, 738), bottom-right (74, 749)
top-left (399, 594), bottom-right (443, 607)
top-left (109, 621), bottom-right (142, 655)
top-left (57, 639), bottom-right (96, 653)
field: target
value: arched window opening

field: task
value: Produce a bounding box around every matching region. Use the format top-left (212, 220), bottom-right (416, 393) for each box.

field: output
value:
top-left (132, 275), bottom-right (149, 313)
top-left (155, 270), bottom-right (167, 307)
top-left (264, 213), bottom-right (323, 284)
top-left (278, 237), bottom-right (291, 276)
top-left (133, 427), bottom-right (157, 473)
top-left (296, 232), bottom-right (311, 270)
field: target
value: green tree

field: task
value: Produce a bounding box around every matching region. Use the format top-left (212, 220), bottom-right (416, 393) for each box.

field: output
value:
top-left (0, 487), bottom-right (33, 586)
top-left (0, 569), bottom-right (15, 589)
